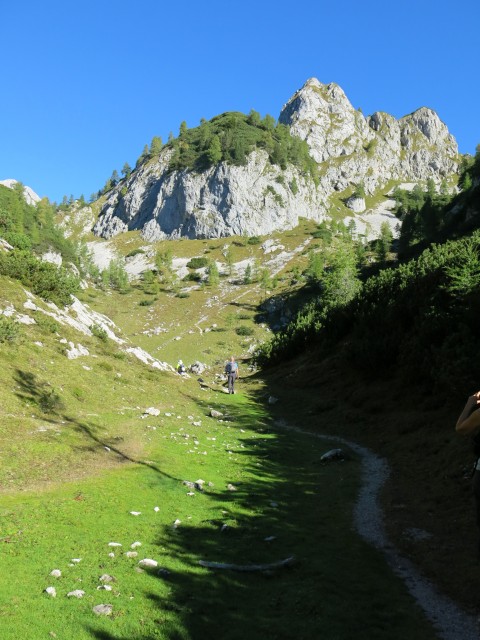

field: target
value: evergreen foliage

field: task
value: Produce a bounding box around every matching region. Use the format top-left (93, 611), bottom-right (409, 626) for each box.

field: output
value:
top-left (0, 249), bottom-right (80, 306)
top-left (258, 230), bottom-right (480, 401)
top-left (0, 184), bottom-right (77, 261)
top-left (165, 111), bottom-right (317, 180)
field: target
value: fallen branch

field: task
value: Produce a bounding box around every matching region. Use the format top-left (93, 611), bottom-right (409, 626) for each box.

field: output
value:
top-left (198, 556), bottom-right (295, 572)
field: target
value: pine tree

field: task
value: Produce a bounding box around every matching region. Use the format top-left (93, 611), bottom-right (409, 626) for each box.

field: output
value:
top-left (207, 260), bottom-right (220, 287)
top-left (150, 136), bottom-right (163, 156)
top-left (121, 162), bottom-right (132, 177)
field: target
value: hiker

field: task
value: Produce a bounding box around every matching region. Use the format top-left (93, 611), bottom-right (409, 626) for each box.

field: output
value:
top-left (225, 356), bottom-right (239, 394)
top-left (177, 359), bottom-right (186, 375)
top-left (455, 390), bottom-right (480, 551)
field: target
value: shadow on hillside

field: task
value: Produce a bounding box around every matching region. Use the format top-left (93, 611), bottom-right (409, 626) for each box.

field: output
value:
top-left (231, 286), bottom-right (319, 331)
top-left (84, 380), bottom-right (436, 640)
top-left (14, 368), bottom-right (178, 481)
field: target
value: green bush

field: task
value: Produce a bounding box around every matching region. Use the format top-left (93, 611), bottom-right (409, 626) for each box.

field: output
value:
top-left (176, 292), bottom-right (190, 298)
top-left (90, 323), bottom-right (108, 342)
top-left (247, 236), bottom-right (261, 245)
top-left (186, 256), bottom-right (209, 269)
top-left (235, 325), bottom-right (254, 336)
top-left (0, 316), bottom-right (19, 343)
top-left (183, 272), bottom-right (202, 282)
top-left (139, 298), bottom-right (156, 306)
top-left (39, 388), bottom-right (64, 414)
top-left (0, 249), bottom-right (79, 306)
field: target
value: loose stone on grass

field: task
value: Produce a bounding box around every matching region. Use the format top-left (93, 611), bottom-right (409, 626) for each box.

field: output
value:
top-left (125, 551), bottom-right (138, 558)
top-left (93, 604), bottom-right (113, 616)
top-left (210, 409), bottom-right (223, 419)
top-left (138, 558), bottom-right (158, 568)
top-left (99, 574), bottom-right (115, 583)
top-left (67, 590), bottom-right (85, 598)
top-left (49, 569), bottom-right (61, 578)
top-left (45, 587), bottom-right (57, 597)
top-left (108, 542), bottom-right (122, 547)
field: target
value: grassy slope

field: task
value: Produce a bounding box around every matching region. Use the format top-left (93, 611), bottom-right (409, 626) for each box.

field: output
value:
top-left (0, 226), bottom-right (443, 639)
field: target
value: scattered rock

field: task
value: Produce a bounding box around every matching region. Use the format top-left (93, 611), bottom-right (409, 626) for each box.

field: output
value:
top-left (49, 569), bottom-right (61, 578)
top-left (45, 586), bottom-right (57, 597)
top-left (227, 484), bottom-right (237, 492)
top-left (93, 604), bottom-right (113, 616)
top-left (125, 551), bottom-right (138, 558)
top-left (190, 361), bottom-right (206, 374)
top-left (71, 558), bottom-right (82, 563)
top-left (99, 574), bottom-right (115, 583)
top-left (210, 409), bottom-right (223, 419)
top-left (138, 558), bottom-right (158, 568)
top-left (154, 506), bottom-right (160, 512)
top-left (97, 585), bottom-right (112, 591)
top-left (130, 511), bottom-right (141, 516)
top-left (131, 541), bottom-right (142, 548)
top-left (67, 590), bottom-right (85, 598)
top-left (144, 407), bottom-right (160, 416)
top-left (108, 542), bottom-right (122, 547)
top-left (173, 519), bottom-right (181, 529)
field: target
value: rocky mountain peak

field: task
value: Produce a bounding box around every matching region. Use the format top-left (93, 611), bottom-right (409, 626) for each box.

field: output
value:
top-left (91, 78), bottom-right (459, 242)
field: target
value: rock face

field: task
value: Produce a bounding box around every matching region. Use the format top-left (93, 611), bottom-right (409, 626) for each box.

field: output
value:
top-left (94, 150), bottom-right (323, 240)
top-left (92, 78), bottom-right (458, 241)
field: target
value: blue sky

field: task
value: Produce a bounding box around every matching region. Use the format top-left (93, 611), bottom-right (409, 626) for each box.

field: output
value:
top-left (1, 0), bottom-right (479, 203)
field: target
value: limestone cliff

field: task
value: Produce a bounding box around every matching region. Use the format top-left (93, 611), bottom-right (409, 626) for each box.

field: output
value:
top-left (92, 78), bottom-right (459, 241)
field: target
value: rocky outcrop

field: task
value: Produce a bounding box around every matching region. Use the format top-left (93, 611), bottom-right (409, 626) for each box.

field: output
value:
top-left (94, 150), bottom-right (324, 240)
top-left (279, 78), bottom-right (458, 196)
top-left (92, 78), bottom-right (459, 241)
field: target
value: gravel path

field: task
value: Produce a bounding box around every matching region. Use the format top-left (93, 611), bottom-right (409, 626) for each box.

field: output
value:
top-left (274, 420), bottom-right (480, 640)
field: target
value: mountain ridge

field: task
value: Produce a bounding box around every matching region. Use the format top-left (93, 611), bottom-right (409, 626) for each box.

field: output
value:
top-left (86, 78), bottom-right (459, 241)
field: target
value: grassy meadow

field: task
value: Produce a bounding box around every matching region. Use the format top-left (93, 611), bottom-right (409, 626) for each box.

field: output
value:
top-left (0, 224), bottom-right (445, 639)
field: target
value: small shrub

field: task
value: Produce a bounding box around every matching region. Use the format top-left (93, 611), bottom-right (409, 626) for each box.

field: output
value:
top-left (176, 292), bottom-right (190, 298)
top-left (186, 256), bottom-right (209, 269)
top-left (71, 387), bottom-right (85, 401)
top-left (139, 299), bottom-right (156, 306)
top-left (113, 351), bottom-right (127, 360)
top-left (0, 316), bottom-right (19, 343)
top-left (90, 324), bottom-right (108, 342)
top-left (39, 388), bottom-right (64, 413)
top-left (247, 236), bottom-right (261, 245)
top-left (126, 248), bottom-right (145, 258)
top-left (183, 272), bottom-right (202, 282)
top-left (235, 325), bottom-right (254, 336)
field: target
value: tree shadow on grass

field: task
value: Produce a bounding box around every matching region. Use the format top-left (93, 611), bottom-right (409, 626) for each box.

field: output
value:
top-left (85, 384), bottom-right (437, 640)
top-left (14, 368), bottom-right (178, 482)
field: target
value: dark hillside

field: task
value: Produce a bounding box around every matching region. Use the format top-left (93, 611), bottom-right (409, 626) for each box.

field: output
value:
top-left (261, 348), bottom-right (479, 614)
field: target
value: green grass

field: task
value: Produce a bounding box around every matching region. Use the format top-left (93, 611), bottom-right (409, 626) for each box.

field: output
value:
top-left (0, 389), bottom-right (437, 640)
top-left (0, 225), bottom-right (442, 639)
